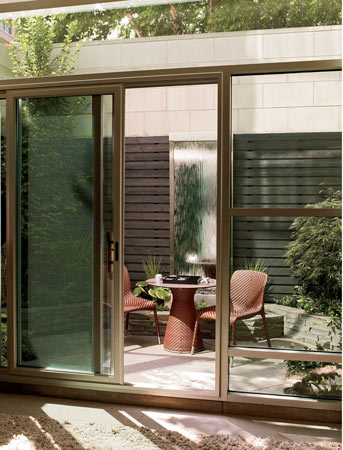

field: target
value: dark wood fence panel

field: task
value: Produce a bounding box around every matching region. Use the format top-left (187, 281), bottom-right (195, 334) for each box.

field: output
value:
top-left (124, 136), bottom-right (170, 284)
top-left (105, 132), bottom-right (340, 297)
top-left (233, 132), bottom-right (342, 299)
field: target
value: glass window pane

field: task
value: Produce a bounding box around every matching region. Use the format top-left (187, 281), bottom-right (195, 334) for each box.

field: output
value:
top-left (17, 96), bottom-right (93, 372)
top-left (230, 215), bottom-right (342, 353)
top-left (0, 99), bottom-right (6, 368)
top-left (229, 356), bottom-right (341, 400)
top-left (232, 72), bottom-right (342, 208)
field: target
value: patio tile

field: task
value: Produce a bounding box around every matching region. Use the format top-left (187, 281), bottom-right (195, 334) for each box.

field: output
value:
top-left (124, 335), bottom-right (215, 391)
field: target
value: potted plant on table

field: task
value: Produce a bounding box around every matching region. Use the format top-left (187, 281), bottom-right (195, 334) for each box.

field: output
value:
top-left (133, 281), bottom-right (171, 311)
top-left (133, 256), bottom-right (171, 310)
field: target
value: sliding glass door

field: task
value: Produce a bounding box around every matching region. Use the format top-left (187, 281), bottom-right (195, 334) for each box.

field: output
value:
top-left (8, 86), bottom-right (123, 381)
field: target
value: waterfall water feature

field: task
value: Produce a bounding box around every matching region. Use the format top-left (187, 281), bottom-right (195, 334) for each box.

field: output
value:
top-left (171, 140), bottom-right (217, 276)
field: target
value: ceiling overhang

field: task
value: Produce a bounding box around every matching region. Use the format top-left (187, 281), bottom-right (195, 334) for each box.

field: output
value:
top-left (0, 0), bottom-right (196, 15)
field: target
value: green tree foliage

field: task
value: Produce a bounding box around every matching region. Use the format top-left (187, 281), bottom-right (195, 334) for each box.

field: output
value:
top-left (8, 16), bottom-right (79, 77)
top-left (20, 0), bottom-right (341, 44)
top-left (286, 189), bottom-right (342, 315)
top-left (0, 313), bottom-right (7, 367)
top-left (19, 96), bottom-right (93, 309)
top-left (209, 0), bottom-right (341, 33)
top-left (4, 17), bottom-right (93, 369)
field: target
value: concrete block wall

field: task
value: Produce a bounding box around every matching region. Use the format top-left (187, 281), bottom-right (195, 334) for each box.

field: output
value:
top-left (125, 84), bottom-right (218, 137)
top-left (127, 310), bottom-right (284, 341)
top-left (71, 26), bottom-right (341, 74)
top-left (232, 71), bottom-right (342, 134)
top-left (128, 305), bottom-right (340, 350)
top-left (124, 70), bottom-right (342, 136)
top-left (1, 26), bottom-right (341, 135)
top-left (1, 25), bottom-right (340, 81)
top-left (266, 304), bottom-right (340, 351)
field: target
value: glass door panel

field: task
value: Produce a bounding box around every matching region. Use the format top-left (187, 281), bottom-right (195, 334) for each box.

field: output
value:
top-left (17, 95), bottom-right (94, 372)
top-left (15, 91), bottom-right (119, 376)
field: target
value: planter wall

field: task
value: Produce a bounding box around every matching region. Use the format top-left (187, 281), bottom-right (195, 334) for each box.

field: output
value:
top-left (127, 304), bottom-right (340, 350)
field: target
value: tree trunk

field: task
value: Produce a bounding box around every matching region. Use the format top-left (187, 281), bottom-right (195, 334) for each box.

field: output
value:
top-left (169, 4), bottom-right (182, 35)
top-left (208, 0), bottom-right (216, 31)
top-left (126, 8), bottom-right (143, 38)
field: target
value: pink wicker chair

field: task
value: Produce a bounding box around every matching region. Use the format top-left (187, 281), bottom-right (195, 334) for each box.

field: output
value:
top-left (191, 270), bottom-right (271, 354)
top-left (124, 266), bottom-right (161, 344)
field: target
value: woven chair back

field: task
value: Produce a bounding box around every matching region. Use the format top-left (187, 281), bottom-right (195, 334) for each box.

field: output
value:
top-left (123, 266), bottom-right (132, 296)
top-left (230, 270), bottom-right (268, 315)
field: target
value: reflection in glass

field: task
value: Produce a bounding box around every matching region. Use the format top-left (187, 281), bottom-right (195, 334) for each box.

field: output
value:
top-left (0, 99), bottom-right (6, 367)
top-left (17, 96), bottom-right (93, 372)
top-left (229, 357), bottom-right (341, 400)
top-left (231, 214), bottom-right (342, 352)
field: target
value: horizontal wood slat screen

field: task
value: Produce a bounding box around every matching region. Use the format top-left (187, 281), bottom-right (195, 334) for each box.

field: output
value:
top-left (124, 136), bottom-right (170, 284)
top-left (233, 132), bottom-right (342, 299)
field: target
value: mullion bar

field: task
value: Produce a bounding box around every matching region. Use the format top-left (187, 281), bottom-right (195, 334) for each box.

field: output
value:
top-left (218, 72), bottom-right (231, 399)
top-left (228, 347), bottom-right (341, 364)
top-left (6, 94), bottom-right (16, 373)
top-left (0, 97), bottom-right (5, 369)
top-left (112, 87), bottom-right (124, 384)
top-left (92, 95), bottom-right (103, 375)
top-left (0, 60), bottom-right (340, 93)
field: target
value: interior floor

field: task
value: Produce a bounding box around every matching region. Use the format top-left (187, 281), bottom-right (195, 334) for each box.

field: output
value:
top-left (0, 392), bottom-right (340, 447)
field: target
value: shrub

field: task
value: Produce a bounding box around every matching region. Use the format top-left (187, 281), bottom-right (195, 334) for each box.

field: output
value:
top-left (274, 295), bottom-right (298, 308)
top-left (284, 365), bottom-right (342, 398)
top-left (285, 189), bottom-right (341, 316)
top-left (285, 342), bottom-right (329, 374)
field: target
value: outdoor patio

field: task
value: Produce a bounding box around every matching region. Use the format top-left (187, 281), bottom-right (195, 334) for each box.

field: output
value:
top-left (124, 302), bottom-right (341, 398)
top-left (124, 334), bottom-right (305, 395)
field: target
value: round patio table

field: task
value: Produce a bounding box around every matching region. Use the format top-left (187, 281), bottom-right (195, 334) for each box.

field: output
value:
top-left (146, 278), bottom-right (216, 353)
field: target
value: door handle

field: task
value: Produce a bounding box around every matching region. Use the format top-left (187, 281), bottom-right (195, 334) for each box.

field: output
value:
top-left (107, 232), bottom-right (114, 273)
top-left (115, 241), bottom-right (119, 262)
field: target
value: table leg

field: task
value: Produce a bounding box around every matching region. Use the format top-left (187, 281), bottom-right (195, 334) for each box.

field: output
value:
top-left (163, 288), bottom-right (203, 353)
